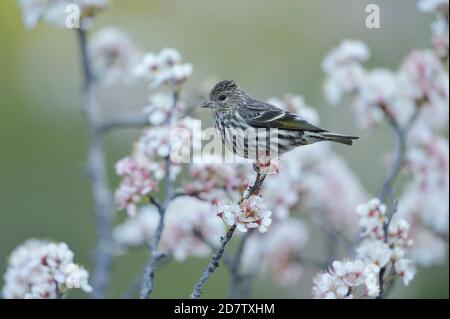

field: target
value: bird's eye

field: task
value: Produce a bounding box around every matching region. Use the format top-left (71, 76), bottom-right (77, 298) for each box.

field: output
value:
top-left (218, 94), bottom-right (227, 101)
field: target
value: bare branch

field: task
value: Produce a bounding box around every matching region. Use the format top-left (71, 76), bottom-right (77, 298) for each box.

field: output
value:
top-left (99, 115), bottom-right (149, 132)
top-left (140, 90), bottom-right (179, 299)
top-left (376, 106), bottom-right (421, 298)
top-left (76, 28), bottom-right (114, 298)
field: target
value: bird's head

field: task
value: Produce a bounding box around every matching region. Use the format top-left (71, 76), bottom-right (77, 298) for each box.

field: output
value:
top-left (200, 80), bottom-right (247, 111)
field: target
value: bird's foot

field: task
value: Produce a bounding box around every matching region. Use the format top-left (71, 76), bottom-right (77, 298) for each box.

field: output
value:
top-left (253, 155), bottom-right (279, 175)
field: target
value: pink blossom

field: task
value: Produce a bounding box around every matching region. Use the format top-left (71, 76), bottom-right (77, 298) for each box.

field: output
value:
top-left (218, 195), bottom-right (272, 233)
top-left (161, 197), bottom-right (225, 261)
top-left (134, 48), bottom-right (192, 89)
top-left (2, 239), bottom-right (92, 299)
top-left (89, 27), bottom-right (140, 85)
top-left (313, 259), bottom-right (380, 299)
top-left (17, 0), bottom-right (109, 29)
top-left (114, 156), bottom-right (160, 216)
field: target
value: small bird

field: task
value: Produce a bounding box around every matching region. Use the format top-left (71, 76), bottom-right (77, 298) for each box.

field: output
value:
top-left (200, 80), bottom-right (358, 160)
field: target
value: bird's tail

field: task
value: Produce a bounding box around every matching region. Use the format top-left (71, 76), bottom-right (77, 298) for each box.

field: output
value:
top-left (319, 132), bottom-right (359, 146)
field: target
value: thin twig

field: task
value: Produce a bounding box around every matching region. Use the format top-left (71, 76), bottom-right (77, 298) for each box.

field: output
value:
top-left (190, 172), bottom-right (267, 299)
top-left (76, 28), bottom-right (114, 299)
top-left (99, 115), bottom-right (149, 132)
top-left (376, 106), bottom-right (420, 298)
top-left (228, 231), bottom-right (252, 298)
top-left (140, 89), bottom-right (179, 299)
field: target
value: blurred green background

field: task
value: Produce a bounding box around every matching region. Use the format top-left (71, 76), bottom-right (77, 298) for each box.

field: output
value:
top-left (0, 0), bottom-right (447, 298)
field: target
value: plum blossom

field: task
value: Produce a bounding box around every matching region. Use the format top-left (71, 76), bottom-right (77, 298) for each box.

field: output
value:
top-left (218, 195), bottom-right (272, 233)
top-left (2, 239), bottom-right (92, 299)
top-left (114, 156), bottom-right (161, 216)
top-left (183, 157), bottom-right (243, 204)
top-left (356, 198), bottom-right (387, 238)
top-left (313, 198), bottom-right (417, 298)
top-left (322, 40), bottom-right (448, 130)
top-left (115, 116), bottom-right (199, 215)
top-left (398, 50), bottom-right (449, 129)
top-left (402, 135), bottom-right (449, 234)
top-left (395, 134), bottom-right (449, 266)
top-left (113, 197), bottom-right (225, 261)
top-left (416, 0), bottom-right (448, 57)
top-left (89, 27), bottom-right (140, 84)
top-left (63, 263), bottom-right (92, 290)
top-left (113, 205), bottom-right (159, 248)
top-left (143, 93), bottom-right (185, 125)
top-left (429, 11), bottom-right (449, 58)
top-left (418, 0), bottom-right (449, 13)
top-left (321, 40), bottom-right (369, 105)
top-left (355, 68), bottom-right (416, 129)
top-left (17, 0), bottom-right (109, 29)
top-left (321, 40), bottom-right (370, 74)
top-left (134, 48), bottom-right (193, 89)
top-left (312, 260), bottom-right (380, 299)
top-left (394, 258), bottom-right (417, 285)
top-left (356, 240), bottom-right (393, 268)
top-left (161, 197), bottom-right (225, 261)
top-left (242, 219), bottom-right (309, 286)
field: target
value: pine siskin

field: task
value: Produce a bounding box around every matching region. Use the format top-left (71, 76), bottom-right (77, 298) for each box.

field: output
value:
top-left (200, 80), bottom-right (358, 161)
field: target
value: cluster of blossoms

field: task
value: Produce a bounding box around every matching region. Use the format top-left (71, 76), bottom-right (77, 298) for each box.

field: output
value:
top-left (319, 2), bottom-right (449, 278)
top-left (313, 199), bottom-right (416, 299)
top-left (397, 133), bottom-right (449, 266)
top-left (183, 156), bottom-right (245, 205)
top-left (322, 41), bottom-right (448, 130)
top-left (143, 93), bottom-right (187, 126)
top-left (418, 0), bottom-right (449, 58)
top-left (115, 48), bottom-right (197, 216)
top-left (218, 195), bottom-right (272, 233)
top-left (113, 197), bottom-right (224, 261)
top-left (88, 27), bottom-right (141, 85)
top-left (114, 117), bottom-right (198, 216)
top-left (247, 95), bottom-right (367, 230)
top-left (17, 0), bottom-right (109, 29)
top-left (2, 239), bottom-right (92, 299)
top-left (134, 48), bottom-right (193, 89)
top-left (114, 154), bottom-right (163, 216)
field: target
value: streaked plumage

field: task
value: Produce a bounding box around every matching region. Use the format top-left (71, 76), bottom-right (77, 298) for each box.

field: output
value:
top-left (201, 80), bottom-right (358, 160)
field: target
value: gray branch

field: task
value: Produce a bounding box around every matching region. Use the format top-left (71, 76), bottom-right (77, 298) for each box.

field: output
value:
top-left (377, 106), bottom-right (421, 298)
top-left (140, 90), bottom-right (179, 299)
top-left (99, 115), bottom-right (149, 132)
top-left (190, 172), bottom-right (267, 299)
top-left (76, 28), bottom-right (114, 299)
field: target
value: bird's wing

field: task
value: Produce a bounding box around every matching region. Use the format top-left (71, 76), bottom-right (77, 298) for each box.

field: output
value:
top-left (238, 98), bottom-right (326, 132)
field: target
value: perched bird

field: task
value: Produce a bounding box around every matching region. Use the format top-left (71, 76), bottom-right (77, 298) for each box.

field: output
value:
top-left (200, 80), bottom-right (358, 160)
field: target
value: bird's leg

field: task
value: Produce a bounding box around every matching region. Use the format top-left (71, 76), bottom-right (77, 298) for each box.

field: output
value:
top-left (253, 153), bottom-right (279, 175)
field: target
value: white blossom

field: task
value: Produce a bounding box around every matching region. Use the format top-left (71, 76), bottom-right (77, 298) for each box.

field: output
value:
top-left (218, 195), bottom-right (272, 233)
top-left (89, 27), bottom-right (140, 84)
top-left (322, 40), bottom-right (370, 74)
top-left (2, 239), bottom-right (92, 299)
top-left (113, 197), bottom-right (225, 261)
top-left (417, 0), bottom-right (449, 13)
top-left (17, 0), bottom-right (108, 29)
top-left (394, 258), bottom-right (417, 286)
top-left (113, 205), bottom-right (159, 248)
top-left (134, 48), bottom-right (192, 89)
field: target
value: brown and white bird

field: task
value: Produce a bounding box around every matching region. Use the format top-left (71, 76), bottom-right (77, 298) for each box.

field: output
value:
top-left (200, 80), bottom-right (358, 160)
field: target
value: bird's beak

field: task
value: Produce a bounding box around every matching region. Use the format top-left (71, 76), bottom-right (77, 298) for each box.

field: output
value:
top-left (200, 100), bottom-right (214, 109)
